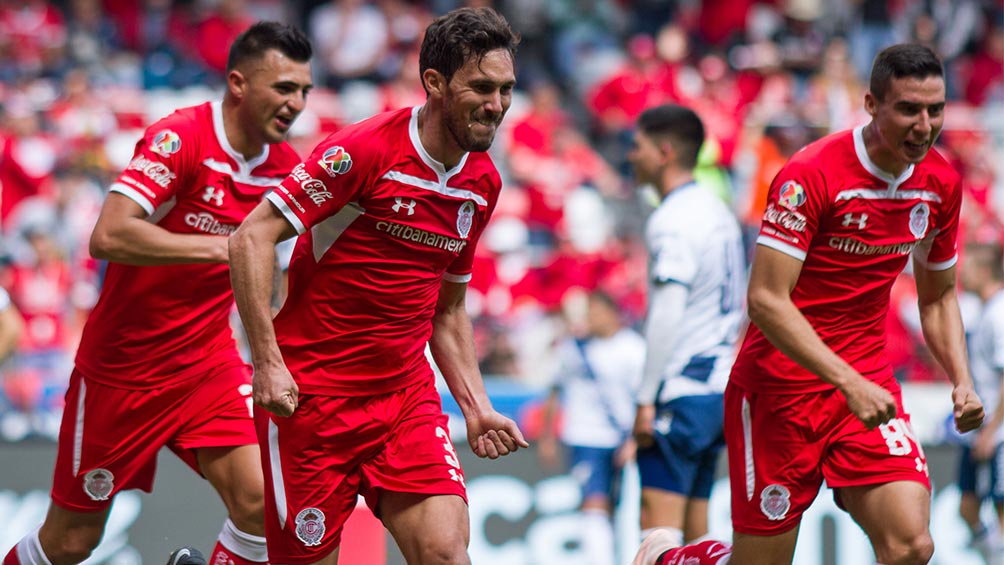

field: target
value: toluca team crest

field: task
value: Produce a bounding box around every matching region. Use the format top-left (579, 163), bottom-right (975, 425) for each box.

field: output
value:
top-left (909, 202), bottom-right (930, 239)
top-left (457, 201), bottom-right (475, 239)
top-left (83, 468), bottom-right (114, 501)
top-left (759, 484), bottom-right (790, 521)
top-left (295, 507), bottom-right (326, 546)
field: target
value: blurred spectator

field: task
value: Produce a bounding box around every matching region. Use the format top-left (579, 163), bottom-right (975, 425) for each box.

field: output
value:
top-left (770, 0), bottom-right (828, 98)
top-left (309, 0), bottom-right (390, 88)
top-left (803, 37), bottom-right (868, 133)
top-left (195, 0), bottom-right (254, 78)
top-left (961, 14), bottom-right (1004, 107)
top-left (0, 0), bottom-right (66, 80)
top-left (546, 0), bottom-right (627, 93)
top-left (0, 98), bottom-right (58, 224)
top-left (139, 0), bottom-right (208, 88)
top-left (846, 0), bottom-right (898, 81)
top-left (64, 0), bottom-right (132, 85)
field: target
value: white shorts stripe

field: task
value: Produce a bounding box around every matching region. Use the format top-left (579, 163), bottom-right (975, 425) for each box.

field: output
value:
top-left (268, 419), bottom-right (288, 528)
top-left (73, 380), bottom-right (86, 477)
top-left (742, 396), bottom-right (754, 501)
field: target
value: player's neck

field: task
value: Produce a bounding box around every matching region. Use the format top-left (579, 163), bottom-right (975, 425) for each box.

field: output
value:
top-left (862, 122), bottom-right (908, 178)
top-left (417, 105), bottom-right (464, 170)
top-left (221, 102), bottom-right (265, 161)
top-left (658, 171), bottom-right (695, 199)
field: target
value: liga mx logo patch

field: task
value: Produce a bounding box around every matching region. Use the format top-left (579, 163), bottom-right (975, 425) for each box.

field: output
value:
top-left (150, 130), bottom-right (181, 156)
top-left (909, 202), bottom-right (930, 239)
top-left (295, 507), bottom-right (325, 546)
top-left (318, 146), bottom-right (352, 177)
top-left (778, 181), bottom-right (806, 210)
top-left (759, 484), bottom-right (790, 521)
top-left (457, 201), bottom-right (475, 239)
top-left (83, 468), bottom-right (114, 501)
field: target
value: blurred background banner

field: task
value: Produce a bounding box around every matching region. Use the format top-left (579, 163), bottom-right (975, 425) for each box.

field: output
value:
top-left (0, 381), bottom-right (990, 565)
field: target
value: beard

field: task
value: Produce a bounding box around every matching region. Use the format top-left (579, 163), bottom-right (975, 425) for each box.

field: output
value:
top-left (443, 96), bottom-right (499, 153)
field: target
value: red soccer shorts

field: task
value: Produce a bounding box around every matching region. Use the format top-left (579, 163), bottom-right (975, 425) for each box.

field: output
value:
top-left (50, 363), bottom-right (256, 511)
top-left (257, 378), bottom-right (467, 564)
top-left (724, 381), bottom-right (930, 536)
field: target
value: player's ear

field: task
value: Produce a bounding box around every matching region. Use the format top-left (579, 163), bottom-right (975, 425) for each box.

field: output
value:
top-left (423, 69), bottom-right (446, 98)
top-left (864, 90), bottom-right (878, 117)
top-left (227, 69), bottom-right (248, 101)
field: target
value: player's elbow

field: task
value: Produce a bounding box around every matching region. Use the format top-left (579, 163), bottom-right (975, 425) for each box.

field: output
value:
top-left (88, 225), bottom-right (121, 261)
top-left (746, 285), bottom-right (782, 328)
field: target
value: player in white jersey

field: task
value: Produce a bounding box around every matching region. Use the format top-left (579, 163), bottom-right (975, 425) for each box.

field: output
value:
top-left (539, 291), bottom-right (645, 565)
top-left (958, 240), bottom-right (1004, 563)
top-left (628, 104), bottom-right (746, 549)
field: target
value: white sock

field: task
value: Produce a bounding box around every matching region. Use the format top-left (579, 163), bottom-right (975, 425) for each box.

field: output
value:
top-left (640, 527), bottom-right (683, 549)
top-left (581, 508), bottom-right (615, 565)
top-left (219, 518), bottom-right (268, 562)
top-left (16, 528), bottom-right (53, 565)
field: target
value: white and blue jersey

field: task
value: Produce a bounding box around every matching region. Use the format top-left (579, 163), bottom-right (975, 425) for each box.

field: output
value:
top-left (968, 289), bottom-right (1004, 447)
top-left (553, 328), bottom-right (645, 449)
top-left (645, 182), bottom-right (746, 402)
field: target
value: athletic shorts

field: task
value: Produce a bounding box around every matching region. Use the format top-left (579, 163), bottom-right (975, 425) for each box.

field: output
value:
top-left (51, 363), bottom-right (255, 511)
top-left (724, 382), bottom-right (931, 536)
top-left (257, 378), bottom-right (467, 564)
top-left (637, 394), bottom-right (724, 498)
top-left (958, 443), bottom-right (1004, 503)
top-left (569, 445), bottom-right (621, 501)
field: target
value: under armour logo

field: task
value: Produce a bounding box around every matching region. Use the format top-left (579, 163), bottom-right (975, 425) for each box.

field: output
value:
top-left (392, 197), bottom-right (417, 215)
top-left (842, 213), bottom-right (868, 229)
top-left (202, 187), bottom-right (225, 206)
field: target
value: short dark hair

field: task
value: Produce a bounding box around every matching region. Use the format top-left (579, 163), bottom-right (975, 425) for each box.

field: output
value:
top-left (419, 7), bottom-right (520, 91)
top-left (637, 104), bottom-right (705, 170)
top-left (869, 43), bottom-right (943, 102)
top-left (226, 21), bottom-right (312, 72)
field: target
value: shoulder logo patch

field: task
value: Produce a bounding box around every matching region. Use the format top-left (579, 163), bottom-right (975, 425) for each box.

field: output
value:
top-left (778, 181), bottom-right (806, 210)
top-left (151, 130), bottom-right (181, 157)
top-left (318, 146), bottom-right (352, 177)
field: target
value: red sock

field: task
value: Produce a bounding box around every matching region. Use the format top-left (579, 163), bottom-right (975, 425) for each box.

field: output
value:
top-left (656, 540), bottom-right (732, 565)
top-left (3, 546), bottom-right (21, 565)
top-left (209, 541), bottom-right (264, 565)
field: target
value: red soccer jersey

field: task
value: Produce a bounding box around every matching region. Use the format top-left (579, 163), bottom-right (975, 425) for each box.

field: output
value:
top-left (731, 126), bottom-right (962, 394)
top-left (76, 102), bottom-right (300, 389)
top-left (267, 106), bottom-right (501, 396)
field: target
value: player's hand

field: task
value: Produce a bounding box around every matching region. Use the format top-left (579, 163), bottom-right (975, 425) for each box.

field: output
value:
top-left (615, 437), bottom-right (637, 467)
top-left (467, 410), bottom-right (529, 459)
top-left (952, 386), bottom-right (984, 434)
top-left (633, 404), bottom-right (656, 448)
top-left (253, 364), bottom-right (299, 417)
top-left (841, 377), bottom-right (897, 430)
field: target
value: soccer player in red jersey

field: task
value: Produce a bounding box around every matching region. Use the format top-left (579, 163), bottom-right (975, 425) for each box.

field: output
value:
top-left (229, 7), bottom-right (528, 564)
top-left (3, 22), bottom-right (313, 565)
top-left (633, 43), bottom-right (985, 565)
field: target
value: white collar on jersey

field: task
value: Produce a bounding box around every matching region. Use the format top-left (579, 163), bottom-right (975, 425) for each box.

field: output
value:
top-left (852, 125), bottom-right (915, 191)
top-left (409, 105), bottom-right (470, 183)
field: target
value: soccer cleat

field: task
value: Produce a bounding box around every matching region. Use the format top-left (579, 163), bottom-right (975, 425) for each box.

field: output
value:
top-left (165, 547), bottom-right (207, 565)
top-left (632, 529), bottom-right (681, 565)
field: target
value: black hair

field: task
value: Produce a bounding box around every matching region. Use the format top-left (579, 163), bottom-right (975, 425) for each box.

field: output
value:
top-left (637, 104), bottom-right (705, 170)
top-left (869, 43), bottom-right (943, 102)
top-left (419, 7), bottom-right (520, 91)
top-left (226, 21), bottom-right (312, 72)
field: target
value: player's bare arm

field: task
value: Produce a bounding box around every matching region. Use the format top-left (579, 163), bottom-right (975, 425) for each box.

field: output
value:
top-left (429, 279), bottom-right (529, 459)
top-left (230, 201), bottom-right (299, 417)
top-left (748, 245), bottom-right (897, 428)
top-left (90, 192), bottom-right (230, 265)
top-left (914, 261), bottom-right (985, 433)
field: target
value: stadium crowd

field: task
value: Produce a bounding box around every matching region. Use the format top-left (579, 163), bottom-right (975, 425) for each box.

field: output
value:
top-left (0, 0), bottom-right (1001, 441)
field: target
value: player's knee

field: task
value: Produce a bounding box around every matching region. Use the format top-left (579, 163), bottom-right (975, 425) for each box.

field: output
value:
top-left (877, 533), bottom-right (934, 565)
top-left (416, 534), bottom-right (470, 565)
top-left (44, 529), bottom-right (101, 565)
